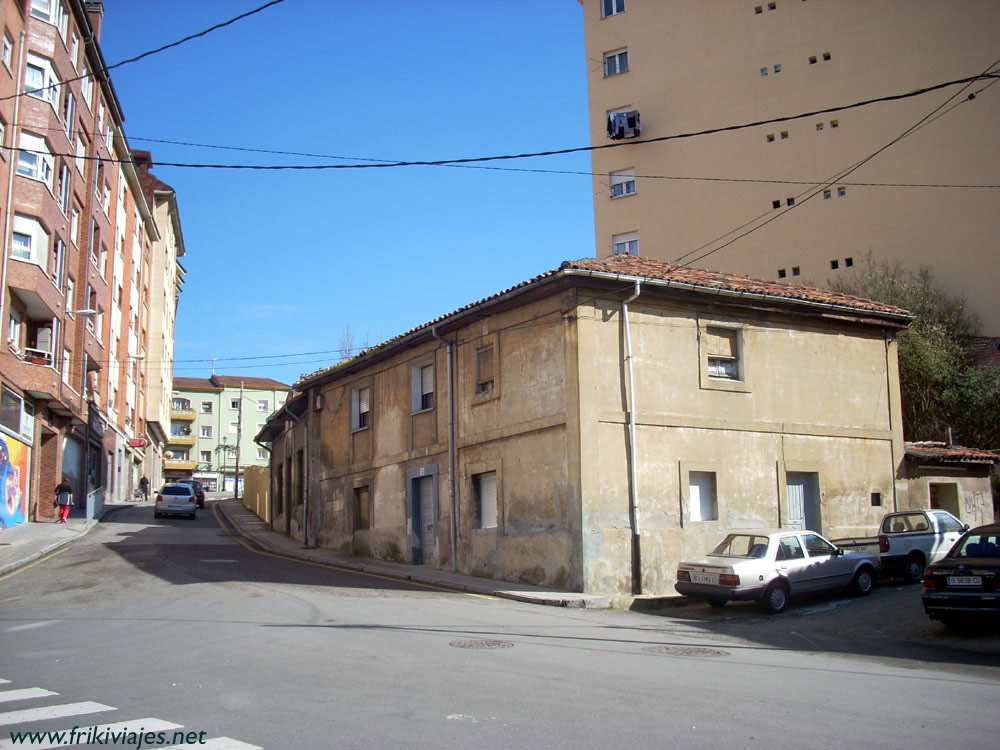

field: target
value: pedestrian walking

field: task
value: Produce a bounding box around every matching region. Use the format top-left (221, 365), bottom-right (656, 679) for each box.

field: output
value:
top-left (139, 475), bottom-right (150, 501)
top-left (54, 478), bottom-right (74, 523)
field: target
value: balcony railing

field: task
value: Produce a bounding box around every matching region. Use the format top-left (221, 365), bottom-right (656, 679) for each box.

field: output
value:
top-left (23, 347), bottom-right (54, 365)
top-left (168, 434), bottom-right (196, 446)
top-left (164, 458), bottom-right (197, 471)
top-left (170, 407), bottom-right (196, 420)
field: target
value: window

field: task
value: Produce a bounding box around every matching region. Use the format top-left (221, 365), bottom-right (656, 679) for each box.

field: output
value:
top-left (809, 55), bottom-right (817, 65)
top-left (1, 387), bottom-right (34, 438)
top-left (2, 32), bottom-right (12, 70)
top-left (760, 67), bottom-right (768, 77)
top-left (792, 266), bottom-right (800, 276)
top-left (870, 492), bottom-right (882, 507)
top-left (200, 451), bottom-right (212, 463)
top-left (472, 471), bottom-right (498, 530)
top-left (705, 327), bottom-right (740, 380)
top-left (604, 49), bottom-right (628, 76)
top-left (823, 189), bottom-right (831, 199)
top-left (75, 134), bottom-right (86, 174)
top-left (200, 425), bottom-right (212, 438)
top-left (70, 32), bottom-right (79, 69)
top-left (786, 197), bottom-right (795, 206)
top-left (776, 536), bottom-right (805, 561)
top-left (612, 230), bottom-right (638, 255)
top-left (773, 63), bottom-right (782, 73)
top-left (802, 533), bottom-right (836, 557)
top-left (254, 447), bottom-right (266, 460)
top-left (766, 133), bottom-right (775, 143)
top-left (610, 168), bottom-right (636, 198)
top-left (62, 349), bottom-right (71, 384)
top-left (845, 256), bottom-right (853, 267)
top-left (25, 53), bottom-right (59, 108)
top-left (56, 163), bottom-right (70, 213)
top-left (17, 132), bottom-right (54, 186)
top-left (780, 130), bottom-right (789, 139)
top-left (352, 386), bottom-right (370, 430)
top-left (601, 0), bottom-right (625, 18)
top-left (830, 119), bottom-right (839, 128)
top-left (65, 276), bottom-right (73, 310)
top-left (256, 399), bottom-right (269, 412)
top-left (230, 398), bottom-right (240, 409)
top-left (837, 186), bottom-right (846, 197)
top-left (777, 268), bottom-right (786, 279)
top-left (353, 485), bottom-right (371, 531)
top-left (229, 421), bottom-right (238, 435)
top-left (474, 347), bottom-right (494, 395)
top-left (816, 122), bottom-right (824, 131)
top-left (11, 215), bottom-right (50, 267)
top-left (931, 511), bottom-right (965, 534)
top-left (80, 64), bottom-right (92, 107)
top-left (6, 308), bottom-right (21, 348)
top-left (689, 471), bottom-right (718, 522)
top-left (772, 200), bottom-right (781, 210)
top-left (51, 239), bottom-right (64, 284)
top-left (412, 363), bottom-right (434, 412)
top-left (201, 401), bottom-right (213, 413)
top-left (822, 52), bottom-right (831, 61)
top-left (830, 259), bottom-right (839, 270)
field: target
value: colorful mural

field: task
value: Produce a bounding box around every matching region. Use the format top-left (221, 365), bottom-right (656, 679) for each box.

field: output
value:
top-left (0, 433), bottom-right (29, 529)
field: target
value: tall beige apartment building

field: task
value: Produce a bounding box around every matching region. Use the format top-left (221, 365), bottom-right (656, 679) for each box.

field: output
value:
top-left (579, 0), bottom-right (999, 334)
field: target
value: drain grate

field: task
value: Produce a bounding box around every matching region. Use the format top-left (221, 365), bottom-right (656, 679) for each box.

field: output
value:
top-left (643, 645), bottom-right (728, 658)
top-left (449, 639), bottom-right (514, 650)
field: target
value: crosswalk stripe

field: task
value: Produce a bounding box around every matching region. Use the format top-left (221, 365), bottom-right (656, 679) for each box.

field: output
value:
top-left (0, 717), bottom-right (181, 750)
top-left (0, 701), bottom-right (114, 726)
top-left (0, 688), bottom-right (58, 703)
top-left (162, 738), bottom-right (263, 750)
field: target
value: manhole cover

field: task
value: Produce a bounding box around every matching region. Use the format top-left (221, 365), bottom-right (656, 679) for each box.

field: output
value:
top-left (449, 639), bottom-right (514, 650)
top-left (642, 645), bottom-right (728, 658)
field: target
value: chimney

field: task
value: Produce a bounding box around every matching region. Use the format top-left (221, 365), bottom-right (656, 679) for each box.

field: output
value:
top-left (85, 2), bottom-right (105, 43)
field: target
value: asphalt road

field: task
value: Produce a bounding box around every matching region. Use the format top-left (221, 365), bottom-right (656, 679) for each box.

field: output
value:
top-left (1, 501), bottom-right (997, 749)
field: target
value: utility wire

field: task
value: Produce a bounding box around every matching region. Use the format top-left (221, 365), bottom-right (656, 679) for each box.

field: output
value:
top-left (0, 0), bottom-right (287, 104)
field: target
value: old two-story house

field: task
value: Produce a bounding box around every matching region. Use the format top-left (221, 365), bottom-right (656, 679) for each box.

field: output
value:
top-left (258, 254), bottom-right (914, 596)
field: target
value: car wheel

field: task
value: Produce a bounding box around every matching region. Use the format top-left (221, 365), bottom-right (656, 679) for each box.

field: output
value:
top-left (903, 552), bottom-right (925, 584)
top-left (707, 600), bottom-right (727, 609)
top-left (850, 566), bottom-right (875, 596)
top-left (759, 581), bottom-right (789, 614)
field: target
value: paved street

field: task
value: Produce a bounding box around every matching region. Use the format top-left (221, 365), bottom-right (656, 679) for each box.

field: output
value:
top-left (1, 501), bottom-right (997, 749)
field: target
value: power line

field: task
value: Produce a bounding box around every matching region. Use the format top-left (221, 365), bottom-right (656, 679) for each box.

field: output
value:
top-left (0, 0), bottom-right (287, 104)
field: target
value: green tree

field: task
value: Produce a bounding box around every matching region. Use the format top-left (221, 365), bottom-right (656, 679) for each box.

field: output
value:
top-left (829, 253), bottom-right (1000, 448)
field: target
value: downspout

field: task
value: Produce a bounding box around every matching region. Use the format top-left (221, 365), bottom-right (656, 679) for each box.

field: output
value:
top-left (286, 407), bottom-right (311, 547)
top-left (432, 325), bottom-right (458, 573)
top-left (0, 31), bottom-right (26, 331)
top-left (622, 280), bottom-right (642, 595)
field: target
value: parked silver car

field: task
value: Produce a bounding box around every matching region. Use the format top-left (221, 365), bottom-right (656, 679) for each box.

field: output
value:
top-left (153, 483), bottom-right (197, 520)
top-left (675, 529), bottom-right (880, 614)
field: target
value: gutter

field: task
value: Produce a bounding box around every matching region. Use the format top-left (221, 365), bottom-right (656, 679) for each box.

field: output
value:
top-left (621, 280), bottom-right (643, 595)
top-left (432, 325), bottom-right (459, 573)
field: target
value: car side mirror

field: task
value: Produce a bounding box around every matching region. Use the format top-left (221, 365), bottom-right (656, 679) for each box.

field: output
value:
top-left (834, 548), bottom-right (844, 556)
top-left (963, 524), bottom-right (970, 531)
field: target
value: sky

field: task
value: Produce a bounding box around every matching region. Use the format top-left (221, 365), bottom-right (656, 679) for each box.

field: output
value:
top-left (97, 0), bottom-right (595, 388)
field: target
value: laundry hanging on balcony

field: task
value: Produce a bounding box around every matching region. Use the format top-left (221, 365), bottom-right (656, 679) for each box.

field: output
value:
top-left (607, 110), bottom-right (641, 140)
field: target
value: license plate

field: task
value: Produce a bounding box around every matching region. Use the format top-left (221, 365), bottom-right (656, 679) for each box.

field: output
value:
top-left (947, 576), bottom-right (982, 587)
top-left (692, 573), bottom-right (718, 584)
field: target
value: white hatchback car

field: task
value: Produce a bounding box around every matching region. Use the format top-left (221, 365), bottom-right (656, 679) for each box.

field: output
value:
top-left (675, 529), bottom-right (880, 614)
top-left (153, 483), bottom-right (197, 520)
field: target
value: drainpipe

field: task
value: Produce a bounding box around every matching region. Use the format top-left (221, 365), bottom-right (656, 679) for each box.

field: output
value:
top-left (622, 280), bottom-right (642, 595)
top-left (432, 325), bottom-right (458, 572)
top-left (285, 406), bottom-right (310, 547)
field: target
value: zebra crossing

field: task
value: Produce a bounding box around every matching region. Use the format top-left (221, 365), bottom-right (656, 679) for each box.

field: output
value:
top-left (0, 677), bottom-right (260, 749)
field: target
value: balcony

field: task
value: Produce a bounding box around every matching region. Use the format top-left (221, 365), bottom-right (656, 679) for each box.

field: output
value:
top-left (170, 407), bottom-right (196, 421)
top-left (164, 458), bottom-right (197, 471)
top-left (168, 434), bottom-right (196, 447)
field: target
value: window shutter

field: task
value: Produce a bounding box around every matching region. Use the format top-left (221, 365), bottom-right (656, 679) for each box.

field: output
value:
top-left (359, 387), bottom-right (370, 413)
top-left (420, 365), bottom-right (433, 396)
top-left (705, 328), bottom-right (737, 358)
top-left (479, 471), bottom-right (497, 529)
top-left (477, 347), bottom-right (494, 382)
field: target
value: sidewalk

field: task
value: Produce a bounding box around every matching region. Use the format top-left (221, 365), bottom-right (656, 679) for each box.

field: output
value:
top-left (0, 499), bottom-right (141, 578)
top-left (215, 497), bottom-right (618, 609)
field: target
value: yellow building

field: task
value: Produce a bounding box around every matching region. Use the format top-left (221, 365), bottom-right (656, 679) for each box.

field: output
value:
top-left (261, 254), bottom-right (917, 596)
top-left (578, 0), bottom-right (1000, 335)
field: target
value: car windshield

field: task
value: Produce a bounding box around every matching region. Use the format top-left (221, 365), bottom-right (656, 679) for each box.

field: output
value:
top-left (952, 532), bottom-right (1000, 559)
top-left (161, 486), bottom-right (192, 496)
top-left (711, 534), bottom-right (770, 558)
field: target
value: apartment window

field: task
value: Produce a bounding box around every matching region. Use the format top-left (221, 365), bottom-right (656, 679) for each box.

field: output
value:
top-left (65, 276), bottom-right (74, 311)
top-left (612, 230), bottom-right (639, 255)
top-left (11, 215), bottom-right (50, 267)
top-left (51, 239), bottom-right (64, 284)
top-left (610, 168), bottom-right (636, 198)
top-left (845, 256), bottom-right (853, 267)
top-left (472, 471), bottom-right (498, 530)
top-left (755, 5), bottom-right (763, 13)
top-left (1, 386), bottom-right (34, 439)
top-left (353, 485), bottom-right (371, 531)
top-left (256, 399), bottom-right (269, 412)
top-left (760, 67), bottom-right (768, 77)
top-left (62, 349), bottom-right (71, 384)
top-left (25, 53), bottom-right (59, 108)
top-left (772, 200), bottom-right (781, 209)
top-left (816, 122), bottom-right (824, 131)
top-left (229, 420), bottom-right (238, 435)
top-left (102, 182), bottom-right (111, 215)
top-left (230, 398), bottom-right (240, 409)
top-left (2, 32), bottom-right (12, 71)
top-left (200, 451), bottom-right (212, 463)
top-left (200, 425), bottom-right (212, 438)
top-left (871, 492), bottom-right (882, 507)
top-left (766, 133), bottom-right (775, 143)
top-left (96, 103), bottom-right (104, 137)
top-left (705, 327), bottom-right (740, 381)
top-left (830, 119), bottom-right (839, 128)
top-left (689, 471), bottom-right (718, 522)
top-left (75, 134), bottom-right (86, 174)
top-left (837, 186), bottom-right (846, 197)
top-left (786, 197), bottom-right (795, 206)
top-left (768, 1), bottom-right (776, 8)
top-left (773, 63), bottom-right (782, 73)
top-left (809, 55), bottom-right (817, 64)
top-left (6, 308), bottom-right (21, 348)
top-left (70, 32), bottom-right (79, 69)
top-left (601, 0), bottom-right (625, 18)
top-left (201, 401), bottom-right (213, 413)
top-left (256, 447), bottom-right (268, 460)
top-left (352, 386), bottom-right (370, 430)
top-left (0, 118), bottom-right (5, 158)
top-left (412, 363), bottom-right (434, 412)
top-left (777, 269), bottom-right (786, 279)
top-left (17, 132), bottom-right (54, 186)
top-left (792, 266), bottom-right (800, 276)
top-left (80, 64), bottom-right (93, 106)
top-left (56, 163), bottom-right (70, 213)
top-left (780, 130), bottom-right (789, 139)
top-left (822, 52), bottom-right (831, 61)
top-left (604, 49), bottom-right (628, 77)
top-left (474, 347), bottom-right (494, 395)
top-left (830, 259), bottom-right (839, 270)
top-left (823, 189), bottom-right (831, 199)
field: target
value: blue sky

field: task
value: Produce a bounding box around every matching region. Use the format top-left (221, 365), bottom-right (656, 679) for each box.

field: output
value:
top-left (99, 0), bottom-right (595, 387)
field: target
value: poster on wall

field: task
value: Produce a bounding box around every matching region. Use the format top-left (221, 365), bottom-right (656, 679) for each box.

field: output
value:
top-left (1, 432), bottom-right (29, 529)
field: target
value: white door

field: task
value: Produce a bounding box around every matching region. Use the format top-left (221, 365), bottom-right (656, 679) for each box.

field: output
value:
top-left (786, 478), bottom-right (806, 531)
top-left (787, 472), bottom-right (821, 532)
top-left (418, 476), bottom-right (435, 565)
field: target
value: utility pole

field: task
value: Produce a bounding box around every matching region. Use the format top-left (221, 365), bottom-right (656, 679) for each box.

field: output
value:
top-left (234, 381), bottom-right (243, 500)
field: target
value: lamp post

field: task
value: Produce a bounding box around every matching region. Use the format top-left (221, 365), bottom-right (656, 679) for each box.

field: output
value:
top-left (218, 437), bottom-right (228, 493)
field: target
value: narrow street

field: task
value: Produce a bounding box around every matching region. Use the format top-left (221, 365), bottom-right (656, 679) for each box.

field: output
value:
top-left (1, 500), bottom-right (997, 749)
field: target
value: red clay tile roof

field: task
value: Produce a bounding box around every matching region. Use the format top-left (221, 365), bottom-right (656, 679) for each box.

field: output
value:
top-left (905, 442), bottom-right (999, 464)
top-left (173, 375), bottom-right (290, 391)
top-left (172, 377), bottom-right (219, 391)
top-left (297, 254), bottom-right (914, 387)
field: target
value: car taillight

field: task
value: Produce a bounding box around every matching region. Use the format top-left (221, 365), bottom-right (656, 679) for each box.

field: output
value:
top-left (156, 494), bottom-right (163, 503)
top-left (676, 570), bottom-right (691, 582)
top-left (719, 573), bottom-right (740, 587)
top-left (923, 576), bottom-right (936, 588)
top-left (878, 535), bottom-right (890, 553)
top-left (189, 496), bottom-right (196, 503)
